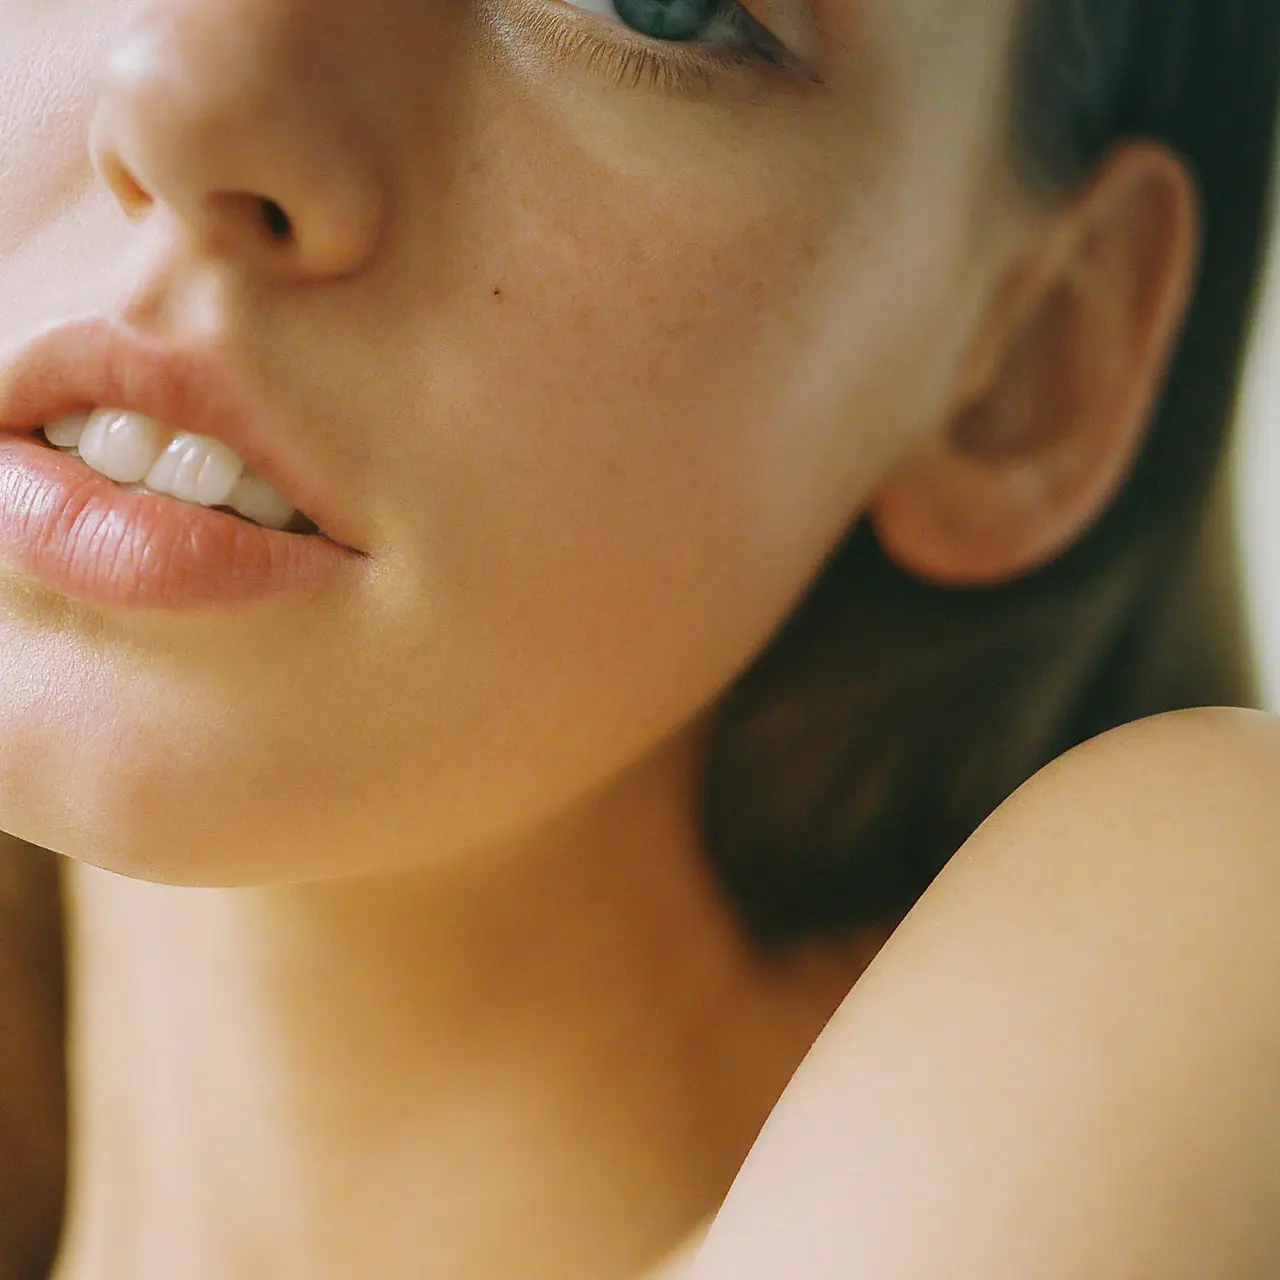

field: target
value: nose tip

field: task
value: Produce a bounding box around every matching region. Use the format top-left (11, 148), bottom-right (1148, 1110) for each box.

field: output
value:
top-left (89, 12), bottom-right (389, 279)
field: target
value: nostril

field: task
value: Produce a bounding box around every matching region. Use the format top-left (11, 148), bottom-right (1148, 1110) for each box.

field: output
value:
top-left (96, 149), bottom-right (153, 219)
top-left (211, 192), bottom-right (296, 249)
top-left (259, 199), bottom-right (292, 243)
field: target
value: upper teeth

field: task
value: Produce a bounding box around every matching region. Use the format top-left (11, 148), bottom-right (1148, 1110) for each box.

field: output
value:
top-left (43, 409), bottom-right (304, 532)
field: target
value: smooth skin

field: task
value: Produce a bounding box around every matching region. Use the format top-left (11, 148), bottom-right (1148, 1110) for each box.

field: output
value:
top-left (684, 708), bottom-right (1280, 1279)
top-left (0, 0), bottom-right (1274, 1276)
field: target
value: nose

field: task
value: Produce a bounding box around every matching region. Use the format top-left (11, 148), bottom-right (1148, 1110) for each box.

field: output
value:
top-left (89, 3), bottom-right (391, 279)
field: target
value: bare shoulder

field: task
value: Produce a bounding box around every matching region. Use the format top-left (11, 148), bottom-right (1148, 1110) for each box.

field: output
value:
top-left (688, 709), bottom-right (1280, 1280)
top-left (997, 705), bottom-right (1280, 838)
top-left (930, 705), bottom-right (1280, 919)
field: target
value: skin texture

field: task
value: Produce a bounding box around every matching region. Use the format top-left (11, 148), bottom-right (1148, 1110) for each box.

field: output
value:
top-left (0, 0), bottom-right (1180, 890)
top-left (0, 0), bottom-right (1251, 1277)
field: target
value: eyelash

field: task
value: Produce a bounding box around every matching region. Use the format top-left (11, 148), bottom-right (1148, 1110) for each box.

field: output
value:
top-left (507, 0), bottom-right (801, 94)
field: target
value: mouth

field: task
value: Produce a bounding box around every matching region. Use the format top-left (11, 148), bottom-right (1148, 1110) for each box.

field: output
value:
top-left (0, 427), bottom-right (356, 611)
top-left (26, 410), bottom-right (322, 536)
top-left (0, 317), bottom-right (370, 555)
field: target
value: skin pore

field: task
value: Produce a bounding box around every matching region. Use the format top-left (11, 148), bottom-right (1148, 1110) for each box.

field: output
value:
top-left (0, 0), bottom-right (1207, 1277)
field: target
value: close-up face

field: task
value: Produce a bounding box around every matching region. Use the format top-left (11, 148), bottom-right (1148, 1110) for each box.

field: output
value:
top-left (0, 0), bottom-right (1026, 886)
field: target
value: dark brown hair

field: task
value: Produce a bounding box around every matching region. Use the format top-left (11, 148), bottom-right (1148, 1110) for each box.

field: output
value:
top-left (702, 0), bottom-right (1280, 949)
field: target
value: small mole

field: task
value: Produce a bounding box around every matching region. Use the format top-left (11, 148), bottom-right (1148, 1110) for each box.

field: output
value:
top-left (492, 285), bottom-right (503, 300)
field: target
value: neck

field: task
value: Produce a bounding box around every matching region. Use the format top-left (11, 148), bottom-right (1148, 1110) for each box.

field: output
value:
top-left (53, 732), bottom-right (884, 1280)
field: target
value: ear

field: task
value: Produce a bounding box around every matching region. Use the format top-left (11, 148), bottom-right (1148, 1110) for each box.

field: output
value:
top-left (869, 142), bottom-right (1198, 587)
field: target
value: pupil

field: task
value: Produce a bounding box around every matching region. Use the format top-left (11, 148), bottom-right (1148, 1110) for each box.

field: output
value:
top-left (612, 0), bottom-right (718, 41)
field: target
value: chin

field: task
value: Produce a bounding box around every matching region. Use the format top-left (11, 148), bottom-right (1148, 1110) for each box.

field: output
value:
top-left (0, 799), bottom-right (256, 888)
top-left (0, 734), bottom-right (318, 891)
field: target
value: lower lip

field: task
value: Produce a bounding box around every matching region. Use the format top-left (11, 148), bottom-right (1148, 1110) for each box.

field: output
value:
top-left (0, 433), bottom-right (358, 610)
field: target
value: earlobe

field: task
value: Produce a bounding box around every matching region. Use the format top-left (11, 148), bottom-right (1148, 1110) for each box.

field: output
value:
top-left (869, 142), bottom-right (1198, 588)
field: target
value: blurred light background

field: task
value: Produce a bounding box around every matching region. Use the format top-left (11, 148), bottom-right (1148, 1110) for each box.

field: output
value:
top-left (1235, 155), bottom-right (1280, 710)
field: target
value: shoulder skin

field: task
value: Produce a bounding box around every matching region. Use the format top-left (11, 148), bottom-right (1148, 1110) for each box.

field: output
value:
top-left (689, 708), bottom-right (1280, 1280)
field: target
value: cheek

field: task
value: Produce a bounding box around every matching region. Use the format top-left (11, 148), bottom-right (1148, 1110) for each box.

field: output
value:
top-left (0, 19), bottom-right (81, 236)
top-left (369, 103), bottom-right (926, 706)
top-left (290, 78), bottom-right (976, 844)
top-left (0, 8), bottom-right (137, 320)
top-left (0, 11), bottom-right (974, 882)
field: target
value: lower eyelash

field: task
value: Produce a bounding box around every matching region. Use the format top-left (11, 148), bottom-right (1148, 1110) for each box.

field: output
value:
top-left (509, 1), bottom-right (780, 93)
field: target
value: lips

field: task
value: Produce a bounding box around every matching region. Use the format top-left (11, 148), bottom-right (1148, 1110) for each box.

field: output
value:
top-left (0, 317), bottom-right (366, 553)
top-left (0, 431), bottom-right (362, 610)
top-left (0, 318), bottom-right (369, 611)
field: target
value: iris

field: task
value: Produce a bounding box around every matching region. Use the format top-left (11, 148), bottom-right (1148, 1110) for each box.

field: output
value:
top-left (612, 0), bottom-right (720, 42)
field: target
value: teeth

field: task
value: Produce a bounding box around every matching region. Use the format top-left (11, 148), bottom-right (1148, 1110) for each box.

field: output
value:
top-left (79, 408), bottom-right (166, 484)
top-left (40, 408), bottom-right (312, 534)
top-left (144, 431), bottom-right (244, 507)
top-left (225, 471), bottom-right (297, 531)
top-left (44, 411), bottom-right (91, 449)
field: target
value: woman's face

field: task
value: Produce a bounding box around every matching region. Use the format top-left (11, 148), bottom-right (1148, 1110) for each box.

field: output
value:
top-left (0, 0), bottom-right (1020, 884)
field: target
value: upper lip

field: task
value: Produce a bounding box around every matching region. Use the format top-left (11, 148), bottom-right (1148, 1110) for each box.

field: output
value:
top-left (0, 317), bottom-right (364, 550)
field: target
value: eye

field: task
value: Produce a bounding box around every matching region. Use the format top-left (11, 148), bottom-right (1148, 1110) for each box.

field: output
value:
top-left (507, 0), bottom-right (815, 90)
top-left (593, 0), bottom-right (723, 42)
top-left (567, 0), bottom-right (774, 49)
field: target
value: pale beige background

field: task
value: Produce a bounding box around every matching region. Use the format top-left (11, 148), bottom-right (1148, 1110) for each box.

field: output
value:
top-left (1234, 154), bottom-right (1280, 710)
